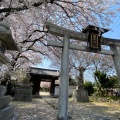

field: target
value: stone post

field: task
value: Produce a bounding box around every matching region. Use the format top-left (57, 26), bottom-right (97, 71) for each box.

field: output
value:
top-left (57, 35), bottom-right (69, 120)
top-left (110, 44), bottom-right (120, 83)
top-left (72, 67), bottom-right (89, 102)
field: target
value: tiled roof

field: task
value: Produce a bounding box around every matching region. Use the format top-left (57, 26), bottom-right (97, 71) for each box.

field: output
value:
top-left (29, 67), bottom-right (60, 77)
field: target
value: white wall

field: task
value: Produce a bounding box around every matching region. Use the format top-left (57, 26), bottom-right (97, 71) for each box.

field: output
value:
top-left (55, 86), bottom-right (76, 96)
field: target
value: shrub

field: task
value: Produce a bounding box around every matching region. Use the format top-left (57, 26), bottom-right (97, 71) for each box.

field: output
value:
top-left (84, 81), bottom-right (94, 96)
top-left (69, 77), bottom-right (77, 86)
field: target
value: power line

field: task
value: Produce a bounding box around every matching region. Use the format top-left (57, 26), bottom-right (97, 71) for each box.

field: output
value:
top-left (107, 17), bottom-right (120, 37)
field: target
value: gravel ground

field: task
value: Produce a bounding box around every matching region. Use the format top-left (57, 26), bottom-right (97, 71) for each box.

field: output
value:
top-left (11, 96), bottom-right (120, 120)
top-left (43, 97), bottom-right (120, 120)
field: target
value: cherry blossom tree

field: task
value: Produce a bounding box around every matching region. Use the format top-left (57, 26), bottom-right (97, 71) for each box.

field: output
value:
top-left (0, 0), bottom-right (119, 71)
top-left (92, 53), bottom-right (115, 74)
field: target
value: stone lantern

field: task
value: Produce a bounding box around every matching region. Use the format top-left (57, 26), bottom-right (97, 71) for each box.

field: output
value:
top-left (0, 22), bottom-right (19, 120)
top-left (82, 25), bottom-right (108, 52)
top-left (0, 22), bottom-right (18, 64)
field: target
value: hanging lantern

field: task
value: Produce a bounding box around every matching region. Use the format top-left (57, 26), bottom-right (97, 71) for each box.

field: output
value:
top-left (82, 25), bottom-right (108, 52)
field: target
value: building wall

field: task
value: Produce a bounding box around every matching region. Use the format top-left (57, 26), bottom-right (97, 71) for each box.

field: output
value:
top-left (55, 86), bottom-right (76, 96)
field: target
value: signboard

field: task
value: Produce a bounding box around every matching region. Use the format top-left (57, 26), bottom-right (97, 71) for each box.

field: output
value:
top-left (90, 33), bottom-right (99, 49)
top-left (87, 30), bottom-right (101, 51)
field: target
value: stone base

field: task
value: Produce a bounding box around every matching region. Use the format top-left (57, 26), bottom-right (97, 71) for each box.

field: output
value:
top-left (14, 86), bottom-right (32, 102)
top-left (0, 105), bottom-right (15, 120)
top-left (72, 89), bottom-right (89, 102)
top-left (0, 86), bottom-right (18, 120)
top-left (0, 96), bottom-right (11, 109)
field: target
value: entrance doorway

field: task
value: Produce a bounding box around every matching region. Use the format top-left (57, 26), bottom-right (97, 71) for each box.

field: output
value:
top-left (28, 67), bottom-right (59, 96)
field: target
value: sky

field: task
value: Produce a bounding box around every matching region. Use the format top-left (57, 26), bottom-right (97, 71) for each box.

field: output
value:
top-left (103, 13), bottom-right (120, 39)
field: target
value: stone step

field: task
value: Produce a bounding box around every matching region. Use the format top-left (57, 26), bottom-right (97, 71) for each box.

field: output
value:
top-left (0, 105), bottom-right (15, 120)
top-left (0, 96), bottom-right (11, 109)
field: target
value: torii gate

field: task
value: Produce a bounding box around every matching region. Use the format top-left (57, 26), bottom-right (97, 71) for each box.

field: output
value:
top-left (46, 22), bottom-right (120, 120)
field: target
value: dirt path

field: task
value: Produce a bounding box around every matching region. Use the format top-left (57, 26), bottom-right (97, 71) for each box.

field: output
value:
top-left (44, 97), bottom-right (120, 120)
top-left (69, 101), bottom-right (120, 119)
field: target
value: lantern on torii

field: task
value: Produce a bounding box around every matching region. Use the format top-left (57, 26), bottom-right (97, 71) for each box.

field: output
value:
top-left (82, 25), bottom-right (109, 52)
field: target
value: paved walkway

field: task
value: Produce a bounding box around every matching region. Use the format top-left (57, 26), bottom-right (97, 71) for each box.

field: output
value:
top-left (11, 98), bottom-right (57, 120)
top-left (11, 94), bottom-right (120, 120)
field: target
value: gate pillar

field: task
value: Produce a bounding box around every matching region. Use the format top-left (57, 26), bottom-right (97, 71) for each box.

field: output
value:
top-left (110, 44), bottom-right (120, 83)
top-left (50, 79), bottom-right (55, 96)
top-left (57, 35), bottom-right (70, 120)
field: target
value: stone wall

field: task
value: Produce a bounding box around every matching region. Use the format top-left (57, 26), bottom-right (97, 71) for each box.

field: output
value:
top-left (55, 86), bottom-right (76, 96)
top-left (0, 85), bottom-right (18, 120)
top-left (14, 86), bottom-right (32, 102)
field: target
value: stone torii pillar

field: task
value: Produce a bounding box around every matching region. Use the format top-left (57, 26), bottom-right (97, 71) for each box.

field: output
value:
top-left (110, 44), bottom-right (120, 83)
top-left (46, 22), bottom-right (76, 120)
top-left (58, 34), bottom-right (70, 119)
